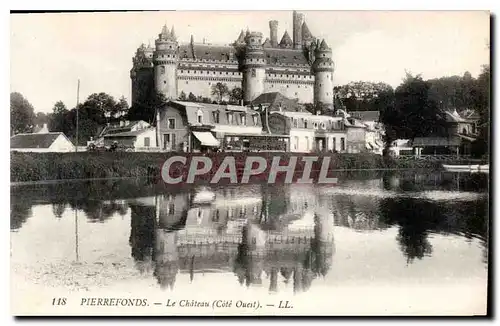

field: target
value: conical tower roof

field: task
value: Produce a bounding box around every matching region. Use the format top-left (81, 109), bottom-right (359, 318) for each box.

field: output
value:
top-left (319, 39), bottom-right (331, 50)
top-left (280, 30), bottom-right (293, 47)
top-left (236, 29), bottom-right (245, 43)
top-left (302, 21), bottom-right (313, 40)
top-left (170, 25), bottom-right (176, 40)
top-left (262, 38), bottom-right (272, 48)
top-left (161, 24), bottom-right (169, 36)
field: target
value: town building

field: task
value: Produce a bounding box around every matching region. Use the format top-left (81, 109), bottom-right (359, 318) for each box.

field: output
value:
top-left (157, 100), bottom-right (288, 152)
top-left (10, 132), bottom-right (75, 153)
top-left (412, 108), bottom-right (480, 157)
top-left (131, 11), bottom-right (334, 107)
top-left (91, 120), bottom-right (158, 151)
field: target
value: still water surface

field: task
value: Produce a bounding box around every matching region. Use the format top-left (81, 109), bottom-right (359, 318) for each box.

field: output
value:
top-left (11, 171), bottom-right (489, 315)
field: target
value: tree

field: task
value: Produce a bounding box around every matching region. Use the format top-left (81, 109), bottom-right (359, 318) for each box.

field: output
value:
top-left (333, 81), bottom-right (394, 112)
top-left (178, 91), bottom-right (187, 101)
top-left (393, 73), bottom-right (445, 140)
top-left (10, 92), bottom-right (35, 135)
top-left (34, 112), bottom-right (49, 126)
top-left (188, 92), bottom-right (197, 102)
top-left (229, 87), bottom-right (243, 104)
top-left (211, 82), bottom-right (229, 103)
top-left (84, 92), bottom-right (117, 118)
top-left (128, 91), bottom-right (167, 123)
top-left (48, 101), bottom-right (69, 133)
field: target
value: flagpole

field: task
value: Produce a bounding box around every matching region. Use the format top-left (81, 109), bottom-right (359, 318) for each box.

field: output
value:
top-left (75, 79), bottom-right (80, 152)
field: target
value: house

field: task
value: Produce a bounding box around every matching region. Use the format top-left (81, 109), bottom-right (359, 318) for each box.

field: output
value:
top-left (11, 132), bottom-right (75, 153)
top-left (103, 128), bottom-right (158, 151)
top-left (348, 111), bottom-right (384, 155)
top-left (411, 109), bottom-right (480, 157)
top-left (90, 120), bottom-right (157, 151)
top-left (267, 110), bottom-right (346, 153)
top-left (158, 101), bottom-right (287, 152)
top-left (388, 139), bottom-right (413, 157)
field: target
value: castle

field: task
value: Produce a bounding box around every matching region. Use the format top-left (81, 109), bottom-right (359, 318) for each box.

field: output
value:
top-left (130, 11), bottom-right (335, 107)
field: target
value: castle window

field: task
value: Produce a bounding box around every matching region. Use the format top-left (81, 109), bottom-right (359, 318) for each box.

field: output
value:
top-left (160, 66), bottom-right (165, 74)
top-left (213, 111), bottom-right (220, 123)
top-left (304, 120), bottom-right (308, 128)
top-left (252, 114), bottom-right (258, 126)
top-left (169, 46), bottom-right (172, 49)
top-left (314, 122), bottom-right (318, 129)
top-left (181, 70), bottom-right (184, 73)
top-left (298, 85), bottom-right (301, 88)
top-left (164, 81), bottom-right (166, 84)
top-left (251, 69), bottom-right (256, 77)
top-left (208, 82), bottom-right (211, 85)
top-left (220, 72), bottom-right (222, 74)
top-left (167, 55), bottom-right (170, 58)
top-left (241, 114), bottom-right (246, 125)
top-left (227, 113), bottom-right (234, 124)
top-left (186, 81), bottom-right (189, 84)
top-left (295, 92), bottom-right (298, 96)
top-left (287, 85), bottom-right (289, 88)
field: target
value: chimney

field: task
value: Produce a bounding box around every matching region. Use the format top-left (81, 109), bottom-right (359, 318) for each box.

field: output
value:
top-left (293, 11), bottom-right (304, 50)
top-left (269, 20), bottom-right (278, 47)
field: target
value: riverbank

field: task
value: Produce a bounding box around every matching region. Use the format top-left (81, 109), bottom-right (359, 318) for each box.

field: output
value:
top-left (10, 151), bottom-right (470, 183)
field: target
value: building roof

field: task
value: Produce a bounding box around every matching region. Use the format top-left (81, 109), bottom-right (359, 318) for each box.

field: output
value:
top-left (263, 48), bottom-right (309, 66)
top-left (168, 101), bottom-right (262, 127)
top-left (460, 109), bottom-right (481, 120)
top-left (444, 110), bottom-right (466, 123)
top-left (302, 22), bottom-right (313, 40)
top-left (412, 136), bottom-right (462, 147)
top-left (349, 111), bottom-right (380, 122)
top-left (103, 129), bottom-right (153, 138)
top-left (279, 31), bottom-right (293, 47)
top-left (99, 121), bottom-right (149, 137)
top-left (251, 92), bottom-right (302, 112)
top-left (10, 132), bottom-right (71, 149)
top-left (178, 43), bottom-right (236, 62)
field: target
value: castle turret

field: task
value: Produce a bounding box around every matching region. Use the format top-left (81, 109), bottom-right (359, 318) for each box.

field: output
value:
top-left (242, 31), bottom-right (266, 103)
top-left (293, 11), bottom-right (305, 50)
top-left (153, 24), bottom-right (178, 100)
top-left (131, 43), bottom-right (155, 105)
top-left (313, 39), bottom-right (334, 107)
top-left (269, 20), bottom-right (278, 47)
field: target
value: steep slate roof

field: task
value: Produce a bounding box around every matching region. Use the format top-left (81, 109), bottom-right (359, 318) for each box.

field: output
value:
top-left (178, 44), bottom-right (236, 61)
top-left (279, 31), bottom-right (293, 47)
top-left (301, 22), bottom-right (313, 40)
top-left (444, 110), bottom-right (466, 123)
top-left (263, 48), bottom-right (309, 65)
top-left (11, 132), bottom-right (70, 149)
top-left (104, 129), bottom-right (153, 138)
top-left (349, 111), bottom-right (380, 122)
top-left (251, 92), bottom-right (303, 112)
top-left (169, 101), bottom-right (262, 127)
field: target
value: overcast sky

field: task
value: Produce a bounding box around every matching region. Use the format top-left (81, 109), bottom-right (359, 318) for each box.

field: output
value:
top-left (10, 10), bottom-right (490, 113)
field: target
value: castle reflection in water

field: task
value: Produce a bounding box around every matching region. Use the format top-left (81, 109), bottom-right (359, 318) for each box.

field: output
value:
top-left (128, 184), bottom-right (338, 293)
top-left (10, 171), bottom-right (488, 292)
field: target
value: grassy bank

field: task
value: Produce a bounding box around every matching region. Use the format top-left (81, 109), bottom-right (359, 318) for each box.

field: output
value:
top-left (10, 151), bottom-right (447, 183)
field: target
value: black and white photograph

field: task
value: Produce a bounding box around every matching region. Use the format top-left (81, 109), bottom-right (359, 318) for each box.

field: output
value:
top-left (9, 9), bottom-right (491, 316)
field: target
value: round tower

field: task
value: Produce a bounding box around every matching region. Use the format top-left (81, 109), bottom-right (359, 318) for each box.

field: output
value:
top-left (153, 24), bottom-right (178, 100)
top-left (313, 39), bottom-right (334, 107)
top-left (242, 31), bottom-right (266, 103)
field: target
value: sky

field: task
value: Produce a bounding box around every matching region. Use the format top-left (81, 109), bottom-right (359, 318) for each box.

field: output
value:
top-left (10, 10), bottom-right (490, 113)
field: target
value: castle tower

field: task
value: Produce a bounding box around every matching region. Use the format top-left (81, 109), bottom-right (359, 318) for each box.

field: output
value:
top-left (269, 20), bottom-right (279, 48)
top-left (313, 39), bottom-right (334, 107)
top-left (242, 31), bottom-right (266, 103)
top-left (131, 43), bottom-right (154, 105)
top-left (293, 11), bottom-right (305, 50)
top-left (153, 24), bottom-right (178, 100)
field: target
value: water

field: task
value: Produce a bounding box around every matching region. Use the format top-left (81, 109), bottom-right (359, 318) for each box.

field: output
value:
top-left (10, 171), bottom-right (489, 315)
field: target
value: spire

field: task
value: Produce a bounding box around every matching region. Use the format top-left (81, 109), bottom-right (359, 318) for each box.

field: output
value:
top-left (262, 38), bottom-right (272, 48)
top-left (190, 34), bottom-right (194, 44)
top-left (301, 21), bottom-right (313, 40)
top-left (319, 39), bottom-right (330, 50)
top-left (279, 30), bottom-right (293, 48)
top-left (161, 24), bottom-right (169, 36)
top-left (170, 25), bottom-right (176, 40)
top-left (246, 28), bottom-right (250, 37)
top-left (236, 30), bottom-right (245, 43)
